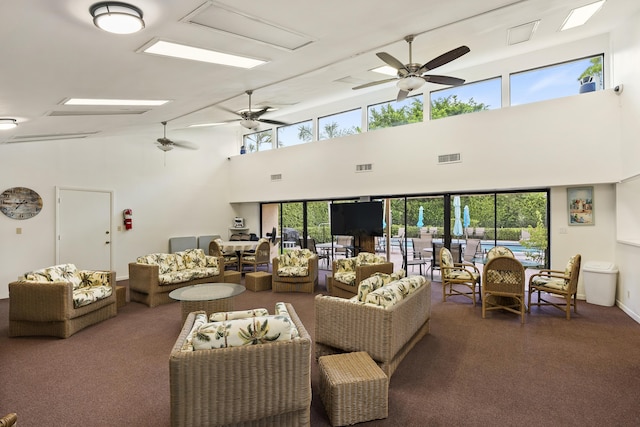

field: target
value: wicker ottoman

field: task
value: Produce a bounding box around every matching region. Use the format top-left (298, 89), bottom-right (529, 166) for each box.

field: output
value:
top-left (223, 270), bottom-right (241, 284)
top-left (319, 351), bottom-right (389, 426)
top-left (245, 271), bottom-right (272, 292)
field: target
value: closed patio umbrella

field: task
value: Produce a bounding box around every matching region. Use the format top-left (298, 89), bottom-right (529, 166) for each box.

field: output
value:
top-left (453, 196), bottom-right (463, 237)
top-left (463, 205), bottom-right (470, 229)
top-left (417, 206), bottom-right (424, 227)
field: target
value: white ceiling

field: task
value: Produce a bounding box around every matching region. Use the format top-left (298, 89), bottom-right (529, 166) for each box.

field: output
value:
top-left (1, 0), bottom-right (638, 143)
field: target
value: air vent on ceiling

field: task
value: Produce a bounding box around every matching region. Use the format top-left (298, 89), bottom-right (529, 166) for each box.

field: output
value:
top-left (6, 132), bottom-right (99, 143)
top-left (271, 173), bottom-right (282, 181)
top-left (438, 153), bottom-right (462, 164)
top-left (356, 163), bottom-right (373, 173)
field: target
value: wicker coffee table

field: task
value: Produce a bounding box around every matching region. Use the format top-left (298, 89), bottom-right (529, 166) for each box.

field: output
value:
top-left (169, 283), bottom-right (245, 322)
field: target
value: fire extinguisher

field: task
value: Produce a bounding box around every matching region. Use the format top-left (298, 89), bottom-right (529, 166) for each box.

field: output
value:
top-left (123, 209), bottom-right (133, 230)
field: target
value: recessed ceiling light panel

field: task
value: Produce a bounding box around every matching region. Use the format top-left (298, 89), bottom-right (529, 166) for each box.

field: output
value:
top-left (142, 40), bottom-right (266, 69)
top-left (64, 98), bottom-right (169, 106)
top-left (560, 0), bottom-right (606, 31)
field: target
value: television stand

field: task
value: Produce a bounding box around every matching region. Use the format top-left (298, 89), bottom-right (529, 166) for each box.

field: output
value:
top-left (353, 235), bottom-right (376, 255)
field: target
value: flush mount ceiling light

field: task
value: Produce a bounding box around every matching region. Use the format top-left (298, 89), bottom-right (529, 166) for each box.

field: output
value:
top-left (560, 0), bottom-right (606, 31)
top-left (90, 2), bottom-right (145, 34)
top-left (397, 76), bottom-right (425, 92)
top-left (0, 118), bottom-right (18, 130)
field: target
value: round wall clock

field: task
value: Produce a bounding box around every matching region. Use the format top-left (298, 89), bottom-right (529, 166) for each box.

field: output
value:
top-left (0, 187), bottom-right (43, 220)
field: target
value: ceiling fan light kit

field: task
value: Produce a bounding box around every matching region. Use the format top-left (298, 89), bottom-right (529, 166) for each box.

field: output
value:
top-left (0, 118), bottom-right (18, 130)
top-left (397, 76), bottom-right (425, 92)
top-left (90, 2), bottom-right (145, 34)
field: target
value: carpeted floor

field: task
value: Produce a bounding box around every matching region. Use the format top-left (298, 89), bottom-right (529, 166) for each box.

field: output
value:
top-left (2, 271), bottom-right (640, 426)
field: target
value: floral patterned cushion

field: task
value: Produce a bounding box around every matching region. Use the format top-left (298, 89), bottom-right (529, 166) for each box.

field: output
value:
top-left (192, 315), bottom-right (294, 350)
top-left (181, 312), bottom-right (209, 351)
top-left (357, 274), bottom-right (392, 302)
top-left (334, 271), bottom-right (357, 286)
top-left (73, 285), bottom-right (113, 308)
top-left (357, 252), bottom-right (386, 265)
top-left (364, 275), bottom-right (426, 308)
top-left (274, 302), bottom-right (300, 338)
top-left (486, 246), bottom-right (515, 261)
top-left (209, 308), bottom-right (269, 322)
top-left (277, 249), bottom-right (313, 277)
top-left (335, 258), bottom-right (357, 273)
top-left (175, 249), bottom-right (207, 270)
top-left (23, 263), bottom-right (83, 290)
top-left (136, 253), bottom-right (178, 274)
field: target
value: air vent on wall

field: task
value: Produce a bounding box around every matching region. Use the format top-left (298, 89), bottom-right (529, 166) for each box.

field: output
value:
top-left (438, 153), bottom-right (461, 164)
top-left (271, 173), bottom-right (282, 181)
top-left (356, 163), bottom-right (373, 173)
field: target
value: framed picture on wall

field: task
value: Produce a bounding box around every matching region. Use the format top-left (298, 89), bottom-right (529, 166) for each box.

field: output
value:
top-left (567, 186), bottom-right (594, 226)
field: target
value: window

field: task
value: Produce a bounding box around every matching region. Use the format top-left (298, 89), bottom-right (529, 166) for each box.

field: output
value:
top-left (318, 108), bottom-right (362, 141)
top-left (243, 129), bottom-right (273, 153)
top-left (277, 120), bottom-right (313, 148)
top-left (430, 77), bottom-right (501, 120)
top-left (367, 95), bottom-right (423, 131)
top-left (510, 54), bottom-right (603, 106)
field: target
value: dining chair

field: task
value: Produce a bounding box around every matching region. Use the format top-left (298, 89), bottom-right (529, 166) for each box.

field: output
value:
top-left (334, 235), bottom-right (354, 258)
top-left (528, 254), bottom-right (581, 320)
top-left (482, 256), bottom-right (526, 323)
top-left (463, 238), bottom-right (483, 262)
top-left (412, 238), bottom-right (432, 275)
top-left (209, 239), bottom-right (239, 271)
top-left (240, 238), bottom-right (271, 272)
top-left (431, 242), bottom-right (462, 279)
top-left (399, 240), bottom-right (427, 275)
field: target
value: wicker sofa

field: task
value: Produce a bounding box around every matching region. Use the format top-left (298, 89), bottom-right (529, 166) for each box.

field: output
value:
top-left (315, 274), bottom-right (431, 377)
top-left (329, 252), bottom-right (394, 298)
top-left (170, 303), bottom-right (312, 427)
top-left (129, 248), bottom-right (223, 307)
top-left (272, 248), bottom-right (319, 293)
top-left (9, 263), bottom-right (117, 338)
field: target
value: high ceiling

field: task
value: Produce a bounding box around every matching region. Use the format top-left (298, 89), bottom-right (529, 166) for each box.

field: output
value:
top-left (1, 0), bottom-right (638, 144)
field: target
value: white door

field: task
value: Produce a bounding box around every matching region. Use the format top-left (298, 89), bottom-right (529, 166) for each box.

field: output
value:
top-left (57, 188), bottom-right (112, 270)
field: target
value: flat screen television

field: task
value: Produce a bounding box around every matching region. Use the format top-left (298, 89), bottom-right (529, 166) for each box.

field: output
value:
top-left (330, 201), bottom-right (383, 237)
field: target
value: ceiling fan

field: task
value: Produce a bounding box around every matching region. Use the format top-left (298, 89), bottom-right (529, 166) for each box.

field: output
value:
top-left (221, 90), bottom-right (288, 130)
top-left (353, 35), bottom-right (470, 101)
top-left (156, 121), bottom-right (198, 152)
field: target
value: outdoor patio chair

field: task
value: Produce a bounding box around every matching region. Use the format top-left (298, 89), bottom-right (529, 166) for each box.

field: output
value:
top-left (431, 242), bottom-right (462, 280)
top-left (399, 239), bottom-right (428, 275)
top-left (473, 227), bottom-right (486, 239)
top-left (463, 239), bottom-right (483, 262)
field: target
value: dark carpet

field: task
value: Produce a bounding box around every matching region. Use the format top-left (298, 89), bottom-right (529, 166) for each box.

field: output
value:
top-left (2, 271), bottom-right (640, 426)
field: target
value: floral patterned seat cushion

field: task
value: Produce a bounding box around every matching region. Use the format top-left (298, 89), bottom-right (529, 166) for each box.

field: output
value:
top-left (357, 270), bottom-right (407, 301)
top-left (277, 249), bottom-right (313, 277)
top-left (530, 255), bottom-right (577, 291)
top-left (209, 308), bottom-right (269, 322)
top-left (356, 252), bottom-right (387, 265)
top-left (192, 315), bottom-right (295, 350)
top-left (364, 275), bottom-right (426, 308)
top-left (441, 250), bottom-right (480, 281)
top-left (22, 264), bottom-right (113, 308)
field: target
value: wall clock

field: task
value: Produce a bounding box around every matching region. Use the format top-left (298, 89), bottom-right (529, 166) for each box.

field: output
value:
top-left (0, 187), bottom-right (43, 220)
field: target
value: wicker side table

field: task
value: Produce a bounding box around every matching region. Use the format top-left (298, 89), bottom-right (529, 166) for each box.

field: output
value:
top-left (223, 270), bottom-right (241, 284)
top-left (319, 351), bottom-right (389, 426)
top-left (245, 271), bottom-right (272, 292)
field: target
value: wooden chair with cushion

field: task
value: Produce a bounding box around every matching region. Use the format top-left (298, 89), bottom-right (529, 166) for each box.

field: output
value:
top-left (528, 254), bottom-right (581, 320)
top-left (240, 238), bottom-right (271, 272)
top-left (440, 247), bottom-right (481, 306)
top-left (209, 239), bottom-right (239, 271)
top-left (482, 256), bottom-right (526, 323)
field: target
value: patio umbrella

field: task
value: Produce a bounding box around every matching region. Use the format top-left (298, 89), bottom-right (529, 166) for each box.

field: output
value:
top-left (463, 205), bottom-right (471, 229)
top-left (417, 206), bottom-right (424, 227)
top-left (453, 196), bottom-right (463, 237)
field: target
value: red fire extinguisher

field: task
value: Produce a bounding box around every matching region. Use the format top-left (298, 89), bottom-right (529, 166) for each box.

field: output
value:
top-left (123, 209), bottom-right (133, 230)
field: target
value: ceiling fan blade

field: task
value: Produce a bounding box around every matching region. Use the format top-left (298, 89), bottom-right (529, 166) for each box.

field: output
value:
top-left (376, 52), bottom-right (409, 72)
top-left (420, 45), bottom-right (470, 73)
top-left (422, 75), bottom-right (466, 86)
top-left (353, 77), bottom-right (398, 90)
top-left (172, 140), bottom-right (199, 150)
top-left (396, 89), bottom-right (409, 102)
top-left (259, 118), bottom-right (288, 126)
top-left (250, 107), bottom-right (270, 119)
top-left (218, 105), bottom-right (243, 118)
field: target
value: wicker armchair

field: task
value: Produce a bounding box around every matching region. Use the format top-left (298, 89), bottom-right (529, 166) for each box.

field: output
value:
top-left (440, 247), bottom-right (481, 306)
top-left (329, 253), bottom-right (393, 299)
top-left (528, 254), bottom-right (581, 320)
top-left (272, 249), bottom-right (319, 293)
top-left (482, 256), bottom-right (526, 323)
top-left (170, 304), bottom-right (312, 427)
top-left (9, 265), bottom-right (117, 338)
